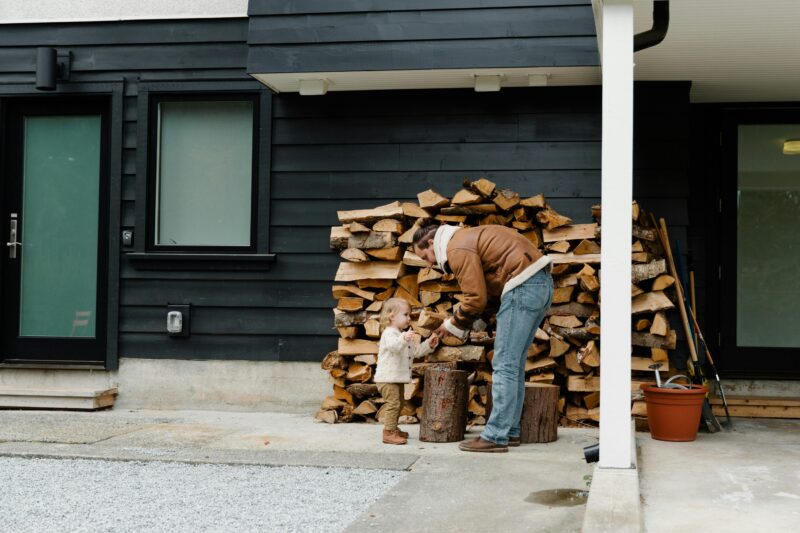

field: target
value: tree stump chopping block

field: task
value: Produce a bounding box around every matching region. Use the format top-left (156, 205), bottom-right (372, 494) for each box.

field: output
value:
top-left (486, 383), bottom-right (559, 443)
top-left (420, 368), bottom-right (469, 442)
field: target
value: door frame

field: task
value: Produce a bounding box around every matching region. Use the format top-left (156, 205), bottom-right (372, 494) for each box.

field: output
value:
top-left (719, 107), bottom-right (800, 378)
top-left (0, 82), bottom-right (123, 370)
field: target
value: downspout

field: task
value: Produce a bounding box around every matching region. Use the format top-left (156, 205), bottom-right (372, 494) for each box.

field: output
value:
top-left (634, 0), bottom-right (669, 52)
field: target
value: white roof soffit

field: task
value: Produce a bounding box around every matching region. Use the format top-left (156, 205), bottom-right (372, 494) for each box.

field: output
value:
top-left (632, 0), bottom-right (800, 103)
top-left (253, 66), bottom-right (601, 94)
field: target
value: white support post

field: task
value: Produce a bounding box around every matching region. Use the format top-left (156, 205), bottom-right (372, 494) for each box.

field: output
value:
top-left (599, 0), bottom-right (634, 469)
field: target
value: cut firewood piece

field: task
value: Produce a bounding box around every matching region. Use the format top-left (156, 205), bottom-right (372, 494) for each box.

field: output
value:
top-left (338, 201), bottom-right (404, 224)
top-left (548, 302), bottom-right (598, 318)
top-left (632, 252), bottom-right (655, 263)
top-left (394, 285), bottom-right (422, 307)
top-left (567, 405), bottom-right (600, 422)
top-left (549, 336), bottom-right (571, 357)
top-left (348, 231), bottom-right (397, 250)
top-left (526, 357), bottom-right (557, 373)
top-left (479, 213), bottom-right (512, 226)
top-left (365, 300), bottom-right (383, 313)
top-left (550, 325), bottom-right (600, 344)
top-left (546, 241), bottom-right (571, 253)
top-left (573, 239), bottom-right (601, 255)
top-left (442, 335), bottom-right (466, 347)
top-left (632, 240), bottom-right (644, 252)
top-left (338, 338), bottom-right (379, 356)
top-left (536, 206), bottom-right (572, 230)
top-left (334, 309), bottom-right (366, 327)
top-left (632, 224), bottom-right (658, 242)
top-left (577, 291), bottom-right (596, 304)
top-left (364, 319), bottom-right (381, 338)
top-left (513, 206), bottom-right (529, 221)
top-left (374, 286), bottom-right (395, 301)
top-left (583, 391), bottom-right (601, 410)
top-left (353, 400), bottom-right (378, 416)
top-left (354, 353), bottom-right (377, 365)
top-left (336, 296), bottom-right (364, 312)
top-left (335, 261), bottom-right (405, 282)
top-left (330, 226), bottom-right (352, 249)
top-left (567, 375), bottom-right (601, 392)
top-left (512, 220), bottom-right (534, 231)
top-left (631, 330), bottom-right (677, 350)
top-left (451, 189), bottom-right (483, 205)
top-left (349, 222), bottom-right (371, 233)
top-left (651, 347), bottom-right (669, 362)
top-left (468, 398), bottom-right (486, 416)
top-left (321, 351), bottom-right (346, 371)
top-left (527, 342), bottom-right (549, 358)
top-left (346, 363), bottom-right (374, 383)
top-left (315, 410), bottom-right (338, 424)
top-left (651, 274), bottom-right (675, 291)
top-left (521, 230), bottom-right (542, 248)
top-left (552, 286), bottom-right (575, 304)
top-left (578, 272), bottom-right (600, 293)
top-left (631, 259), bottom-right (666, 284)
top-left (543, 223), bottom-right (598, 243)
top-left (418, 189), bottom-right (450, 209)
top-left (635, 319), bottom-right (652, 331)
top-left (337, 326), bottom-right (358, 339)
top-left (419, 290), bottom-right (441, 307)
top-left (632, 201), bottom-right (640, 222)
top-left (419, 281), bottom-right (460, 293)
top-left (428, 345), bottom-right (485, 363)
top-left (340, 248), bottom-right (369, 262)
top-left (464, 177), bottom-right (496, 198)
top-left (403, 251), bottom-right (428, 268)
top-left (520, 194), bottom-right (546, 209)
top-left (418, 310), bottom-right (446, 329)
top-left (373, 218), bottom-right (405, 234)
top-left (401, 202), bottom-right (431, 218)
top-left (577, 341), bottom-right (600, 367)
top-left (397, 274), bottom-right (419, 299)
top-left (550, 314), bottom-right (583, 328)
top-left (356, 278), bottom-right (393, 289)
top-left (548, 252), bottom-right (601, 265)
top-left (493, 188), bottom-right (520, 211)
top-left (631, 290), bottom-right (675, 314)
top-left (650, 311), bottom-right (669, 336)
top-left (564, 350), bottom-right (584, 373)
top-left (631, 357), bottom-right (670, 372)
top-left (417, 267), bottom-right (443, 284)
top-left (631, 284), bottom-right (644, 297)
top-left (404, 378), bottom-right (421, 401)
top-left (555, 273), bottom-right (578, 288)
top-left (333, 385), bottom-right (354, 405)
top-left (364, 246), bottom-right (403, 261)
top-left (436, 214), bottom-right (467, 224)
top-left (535, 328), bottom-right (550, 342)
top-left (440, 204), bottom-right (498, 215)
top-left (332, 284), bottom-right (375, 301)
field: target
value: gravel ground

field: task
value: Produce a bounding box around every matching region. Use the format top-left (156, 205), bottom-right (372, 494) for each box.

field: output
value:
top-left (0, 457), bottom-right (405, 533)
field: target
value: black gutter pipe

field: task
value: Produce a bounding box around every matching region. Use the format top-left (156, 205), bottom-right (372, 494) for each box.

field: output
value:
top-left (634, 0), bottom-right (669, 52)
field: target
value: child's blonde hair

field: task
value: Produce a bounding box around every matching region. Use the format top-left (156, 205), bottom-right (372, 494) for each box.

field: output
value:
top-left (380, 297), bottom-right (411, 331)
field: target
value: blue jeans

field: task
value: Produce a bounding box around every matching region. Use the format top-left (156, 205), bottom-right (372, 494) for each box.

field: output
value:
top-left (482, 269), bottom-right (554, 445)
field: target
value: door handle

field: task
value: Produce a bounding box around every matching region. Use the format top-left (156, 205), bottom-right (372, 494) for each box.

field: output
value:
top-left (7, 214), bottom-right (21, 259)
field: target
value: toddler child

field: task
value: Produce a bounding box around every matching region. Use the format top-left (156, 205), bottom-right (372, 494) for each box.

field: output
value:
top-left (374, 297), bottom-right (439, 445)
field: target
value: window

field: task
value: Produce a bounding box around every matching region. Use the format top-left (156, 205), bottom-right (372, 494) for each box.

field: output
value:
top-left (153, 97), bottom-right (256, 249)
top-left (131, 82), bottom-right (274, 268)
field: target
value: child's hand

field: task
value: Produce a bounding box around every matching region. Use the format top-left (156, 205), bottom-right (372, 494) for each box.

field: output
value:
top-left (428, 333), bottom-right (440, 348)
top-left (402, 331), bottom-right (416, 342)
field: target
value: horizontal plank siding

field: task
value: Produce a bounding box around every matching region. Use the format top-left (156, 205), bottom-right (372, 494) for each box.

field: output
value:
top-left (247, 1), bottom-right (597, 73)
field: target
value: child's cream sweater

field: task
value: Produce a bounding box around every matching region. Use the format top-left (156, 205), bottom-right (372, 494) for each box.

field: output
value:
top-left (374, 326), bottom-right (435, 383)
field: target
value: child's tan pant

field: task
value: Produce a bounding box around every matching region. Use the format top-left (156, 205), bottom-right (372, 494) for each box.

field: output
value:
top-left (377, 382), bottom-right (404, 431)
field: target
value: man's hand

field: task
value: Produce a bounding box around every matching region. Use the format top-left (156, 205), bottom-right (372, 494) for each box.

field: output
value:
top-left (433, 323), bottom-right (450, 339)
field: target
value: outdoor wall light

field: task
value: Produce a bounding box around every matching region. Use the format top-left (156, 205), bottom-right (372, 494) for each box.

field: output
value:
top-left (782, 139), bottom-right (800, 155)
top-left (35, 47), bottom-right (71, 91)
top-left (474, 75), bottom-right (502, 92)
top-left (298, 78), bottom-right (329, 96)
top-left (528, 73), bottom-right (550, 87)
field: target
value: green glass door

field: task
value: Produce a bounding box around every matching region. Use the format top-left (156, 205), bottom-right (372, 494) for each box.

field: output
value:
top-left (2, 100), bottom-right (108, 364)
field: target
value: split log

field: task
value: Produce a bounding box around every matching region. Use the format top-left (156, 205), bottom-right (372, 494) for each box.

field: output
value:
top-left (464, 178), bottom-right (496, 198)
top-left (650, 311), bottom-right (668, 336)
top-left (567, 375), bottom-right (601, 392)
top-left (334, 309), bottom-right (366, 327)
top-left (321, 351), bottom-right (346, 371)
top-left (631, 291), bottom-right (675, 314)
top-left (340, 248), bottom-right (369, 262)
top-left (337, 326), bottom-right (359, 339)
top-left (348, 231), bottom-right (397, 250)
top-left (548, 252), bottom-right (601, 265)
top-left (631, 330), bottom-right (677, 350)
top-left (335, 261), bottom-right (405, 282)
top-left (346, 383), bottom-right (379, 398)
top-left (338, 338), bottom-right (379, 356)
top-left (440, 204), bottom-right (498, 215)
top-left (332, 285), bottom-right (375, 301)
top-left (546, 241), bottom-right (571, 253)
top-left (542, 223), bottom-right (598, 243)
top-left (651, 274), bottom-right (675, 291)
top-left (536, 207), bottom-right (572, 230)
top-left (420, 368), bottom-right (469, 442)
top-left (338, 201), bottom-right (404, 224)
top-left (451, 189), bottom-right (483, 205)
top-left (631, 259), bottom-right (666, 284)
top-left (519, 194), bottom-right (546, 209)
top-left (493, 189), bottom-right (520, 211)
top-left (337, 297), bottom-right (364, 312)
top-left (573, 239), bottom-right (601, 255)
top-left (330, 226), bottom-right (351, 249)
top-left (373, 219), bottom-right (405, 234)
top-left (548, 302), bottom-right (598, 318)
top-left (365, 246), bottom-right (403, 261)
top-left (418, 189), bottom-right (450, 209)
top-left (401, 202), bottom-right (430, 218)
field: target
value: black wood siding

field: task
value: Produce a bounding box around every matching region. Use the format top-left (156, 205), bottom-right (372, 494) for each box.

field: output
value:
top-left (246, 0), bottom-right (598, 74)
top-left (0, 18), bottom-right (694, 365)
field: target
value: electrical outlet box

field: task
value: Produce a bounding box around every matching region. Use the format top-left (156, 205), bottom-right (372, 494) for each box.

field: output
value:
top-left (122, 230), bottom-right (133, 246)
top-left (167, 304), bottom-right (190, 337)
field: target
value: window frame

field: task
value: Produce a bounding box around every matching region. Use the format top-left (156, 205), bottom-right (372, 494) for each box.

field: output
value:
top-left (131, 81), bottom-right (274, 269)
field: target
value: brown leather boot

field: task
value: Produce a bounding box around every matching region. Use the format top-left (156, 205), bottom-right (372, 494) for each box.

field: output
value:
top-left (458, 437), bottom-right (508, 453)
top-left (396, 429), bottom-right (409, 438)
top-left (508, 436), bottom-right (521, 447)
top-left (383, 429), bottom-right (407, 445)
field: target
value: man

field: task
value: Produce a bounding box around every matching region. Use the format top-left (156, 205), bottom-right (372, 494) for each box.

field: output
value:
top-left (413, 221), bottom-right (553, 452)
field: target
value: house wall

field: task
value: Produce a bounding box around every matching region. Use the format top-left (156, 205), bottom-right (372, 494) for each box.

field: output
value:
top-left (0, 18), bottom-right (695, 372)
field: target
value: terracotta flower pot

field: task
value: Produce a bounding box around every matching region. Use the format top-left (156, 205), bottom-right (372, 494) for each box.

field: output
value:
top-left (640, 383), bottom-right (708, 442)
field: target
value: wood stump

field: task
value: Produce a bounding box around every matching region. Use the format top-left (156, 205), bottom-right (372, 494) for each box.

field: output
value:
top-left (420, 368), bottom-right (468, 442)
top-left (486, 382), bottom-right (559, 443)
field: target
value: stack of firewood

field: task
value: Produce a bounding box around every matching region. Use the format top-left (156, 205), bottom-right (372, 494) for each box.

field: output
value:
top-left (317, 178), bottom-right (677, 427)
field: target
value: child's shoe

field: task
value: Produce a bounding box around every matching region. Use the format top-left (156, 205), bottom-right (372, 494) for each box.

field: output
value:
top-left (383, 429), bottom-right (407, 445)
